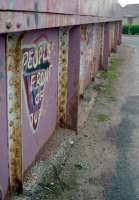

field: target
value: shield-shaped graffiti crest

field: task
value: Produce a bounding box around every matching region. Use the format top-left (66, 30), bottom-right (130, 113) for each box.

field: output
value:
top-left (22, 34), bottom-right (53, 131)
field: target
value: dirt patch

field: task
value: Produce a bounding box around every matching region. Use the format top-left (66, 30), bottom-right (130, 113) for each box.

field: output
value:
top-left (14, 44), bottom-right (139, 200)
top-left (31, 50), bottom-right (124, 200)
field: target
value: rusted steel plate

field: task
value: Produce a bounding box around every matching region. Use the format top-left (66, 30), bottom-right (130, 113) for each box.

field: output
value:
top-left (79, 0), bottom-right (122, 17)
top-left (117, 21), bottom-right (122, 45)
top-left (58, 28), bottom-right (69, 127)
top-left (80, 24), bottom-right (93, 96)
top-left (97, 24), bottom-right (102, 69)
top-left (79, 0), bottom-right (98, 15)
top-left (99, 23), bottom-right (105, 69)
top-left (0, 0), bottom-right (121, 18)
top-left (115, 22), bottom-right (119, 46)
top-left (0, 35), bottom-right (9, 200)
top-left (103, 22), bottom-right (110, 69)
top-left (0, 0), bottom-right (78, 14)
top-left (7, 33), bottom-right (23, 192)
top-left (0, 11), bottom-right (121, 34)
top-left (92, 24), bottom-right (99, 77)
top-left (109, 23), bottom-right (113, 55)
top-left (113, 23), bottom-right (118, 52)
top-left (111, 23), bottom-right (116, 52)
top-left (21, 29), bottom-right (59, 172)
top-left (66, 26), bottom-right (80, 131)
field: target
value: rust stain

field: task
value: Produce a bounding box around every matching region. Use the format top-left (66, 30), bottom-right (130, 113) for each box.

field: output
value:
top-left (99, 23), bottom-right (105, 69)
top-left (92, 24), bottom-right (98, 78)
top-left (58, 28), bottom-right (69, 127)
top-left (7, 33), bottom-right (24, 192)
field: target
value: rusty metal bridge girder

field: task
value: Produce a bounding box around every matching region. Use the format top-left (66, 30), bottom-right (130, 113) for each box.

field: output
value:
top-left (0, 11), bottom-right (121, 34)
top-left (7, 33), bottom-right (23, 193)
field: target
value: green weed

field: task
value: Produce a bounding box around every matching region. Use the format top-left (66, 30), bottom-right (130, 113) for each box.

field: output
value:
top-left (97, 113), bottom-right (110, 122)
top-left (93, 83), bottom-right (112, 94)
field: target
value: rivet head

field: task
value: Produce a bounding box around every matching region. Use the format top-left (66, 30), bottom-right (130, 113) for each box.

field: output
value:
top-left (16, 22), bottom-right (22, 29)
top-left (6, 21), bottom-right (12, 29)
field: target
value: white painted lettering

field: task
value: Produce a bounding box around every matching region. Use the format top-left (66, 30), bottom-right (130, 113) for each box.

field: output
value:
top-left (28, 50), bottom-right (34, 69)
top-left (22, 52), bottom-right (29, 68)
top-left (38, 46), bottom-right (43, 65)
top-left (33, 49), bottom-right (39, 69)
top-left (31, 74), bottom-right (36, 91)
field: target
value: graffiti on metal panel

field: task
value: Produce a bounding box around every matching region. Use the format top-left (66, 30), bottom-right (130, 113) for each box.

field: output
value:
top-left (22, 34), bottom-right (53, 131)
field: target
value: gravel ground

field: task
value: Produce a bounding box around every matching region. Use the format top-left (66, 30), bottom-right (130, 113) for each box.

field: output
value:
top-left (14, 39), bottom-right (139, 199)
top-left (41, 43), bottom-right (139, 200)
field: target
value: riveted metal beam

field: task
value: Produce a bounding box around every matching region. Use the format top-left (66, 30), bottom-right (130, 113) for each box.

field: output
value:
top-left (66, 26), bottom-right (80, 131)
top-left (58, 27), bottom-right (69, 127)
top-left (103, 22), bottom-right (110, 69)
top-left (7, 33), bottom-right (24, 193)
top-left (0, 11), bottom-right (121, 34)
top-left (92, 24), bottom-right (99, 78)
top-left (99, 23), bottom-right (105, 69)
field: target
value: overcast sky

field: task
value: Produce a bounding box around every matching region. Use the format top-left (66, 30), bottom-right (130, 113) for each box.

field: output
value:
top-left (119, 0), bottom-right (139, 6)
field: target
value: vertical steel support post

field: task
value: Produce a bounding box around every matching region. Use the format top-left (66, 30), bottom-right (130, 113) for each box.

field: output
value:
top-left (99, 23), bottom-right (105, 70)
top-left (115, 22), bottom-right (119, 47)
top-left (102, 22), bottom-right (110, 70)
top-left (118, 21), bottom-right (122, 45)
top-left (58, 28), bottom-right (69, 128)
top-left (92, 24), bottom-right (99, 79)
top-left (111, 22), bottom-right (117, 53)
top-left (7, 33), bottom-right (23, 192)
top-left (66, 26), bottom-right (80, 131)
top-left (109, 23), bottom-right (112, 55)
top-left (111, 23), bottom-right (115, 53)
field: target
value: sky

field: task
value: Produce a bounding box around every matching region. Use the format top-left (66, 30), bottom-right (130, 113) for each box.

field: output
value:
top-left (119, 0), bottom-right (139, 6)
